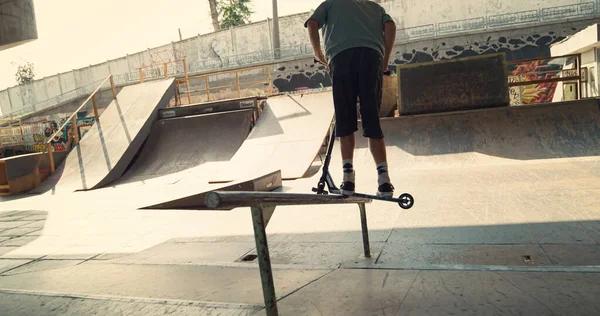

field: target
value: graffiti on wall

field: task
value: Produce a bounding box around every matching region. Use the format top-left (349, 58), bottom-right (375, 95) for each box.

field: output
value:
top-left (270, 26), bottom-right (585, 93)
top-left (272, 62), bottom-right (331, 93)
top-left (391, 29), bottom-right (582, 65)
top-left (506, 57), bottom-right (578, 104)
top-left (26, 116), bottom-right (96, 153)
top-left (140, 49), bottom-right (188, 81)
top-left (185, 38), bottom-right (228, 72)
top-left (150, 49), bottom-right (187, 66)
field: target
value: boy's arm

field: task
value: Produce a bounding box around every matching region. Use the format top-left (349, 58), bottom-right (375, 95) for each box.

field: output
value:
top-left (304, 1), bottom-right (328, 66)
top-left (383, 21), bottom-right (396, 73)
top-left (307, 20), bottom-right (327, 67)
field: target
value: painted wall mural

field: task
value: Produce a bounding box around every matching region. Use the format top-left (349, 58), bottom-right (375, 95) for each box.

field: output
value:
top-left (270, 24), bottom-right (587, 93)
top-left (391, 28), bottom-right (582, 65)
top-left (272, 60), bottom-right (331, 93)
top-left (506, 56), bottom-right (578, 104)
top-left (22, 115), bottom-right (96, 154)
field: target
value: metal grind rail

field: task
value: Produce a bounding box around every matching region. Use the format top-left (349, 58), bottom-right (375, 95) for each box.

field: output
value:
top-left (203, 191), bottom-right (373, 316)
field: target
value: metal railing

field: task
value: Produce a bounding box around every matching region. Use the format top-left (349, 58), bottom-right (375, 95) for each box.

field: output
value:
top-left (138, 59), bottom-right (189, 83)
top-left (175, 65), bottom-right (273, 105)
top-left (1, 1), bottom-right (599, 119)
top-left (0, 78), bottom-right (115, 121)
top-left (45, 75), bottom-right (116, 173)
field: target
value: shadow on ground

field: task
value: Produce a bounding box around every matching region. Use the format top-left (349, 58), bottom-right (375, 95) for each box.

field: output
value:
top-left (0, 210), bottom-right (47, 259)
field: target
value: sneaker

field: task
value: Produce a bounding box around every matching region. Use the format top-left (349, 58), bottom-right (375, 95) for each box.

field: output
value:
top-left (377, 183), bottom-right (394, 198)
top-left (340, 181), bottom-right (355, 196)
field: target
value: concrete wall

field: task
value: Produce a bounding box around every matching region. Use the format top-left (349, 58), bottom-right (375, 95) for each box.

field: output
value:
top-left (271, 19), bottom-right (595, 93)
top-left (0, 90), bottom-right (11, 115)
top-left (0, 0), bottom-right (38, 51)
top-left (0, 0), bottom-right (597, 117)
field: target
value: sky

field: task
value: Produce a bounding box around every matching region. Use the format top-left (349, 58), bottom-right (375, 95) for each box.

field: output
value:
top-left (0, 0), bottom-right (324, 90)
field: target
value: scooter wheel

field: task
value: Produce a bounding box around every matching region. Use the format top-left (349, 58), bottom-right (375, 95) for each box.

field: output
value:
top-left (398, 193), bottom-right (414, 209)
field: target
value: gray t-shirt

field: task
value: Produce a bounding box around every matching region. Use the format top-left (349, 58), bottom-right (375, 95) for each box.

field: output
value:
top-left (304, 0), bottom-right (394, 63)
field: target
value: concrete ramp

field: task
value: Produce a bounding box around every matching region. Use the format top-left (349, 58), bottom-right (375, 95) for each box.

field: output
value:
top-left (30, 79), bottom-right (175, 194)
top-left (112, 109), bottom-right (255, 186)
top-left (209, 91), bottom-right (334, 183)
top-left (325, 99), bottom-right (600, 192)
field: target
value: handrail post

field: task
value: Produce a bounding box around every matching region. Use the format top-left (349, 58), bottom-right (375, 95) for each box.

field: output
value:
top-left (71, 117), bottom-right (79, 144)
top-left (267, 67), bottom-right (273, 95)
top-left (139, 69), bottom-right (144, 83)
top-left (109, 75), bottom-right (117, 99)
top-left (236, 72), bottom-right (241, 98)
top-left (47, 143), bottom-right (55, 173)
top-left (164, 63), bottom-right (168, 79)
top-left (251, 205), bottom-right (279, 316)
top-left (205, 77), bottom-right (210, 102)
top-left (175, 81), bottom-right (181, 106)
top-left (183, 58), bottom-right (191, 104)
top-left (358, 202), bottom-right (371, 258)
top-left (577, 54), bottom-right (583, 100)
top-left (92, 94), bottom-right (100, 121)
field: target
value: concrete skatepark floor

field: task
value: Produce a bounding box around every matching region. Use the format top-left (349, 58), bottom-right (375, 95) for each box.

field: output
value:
top-left (1, 156), bottom-right (600, 315)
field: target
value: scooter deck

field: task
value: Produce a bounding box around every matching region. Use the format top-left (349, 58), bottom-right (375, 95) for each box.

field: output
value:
top-left (326, 189), bottom-right (414, 209)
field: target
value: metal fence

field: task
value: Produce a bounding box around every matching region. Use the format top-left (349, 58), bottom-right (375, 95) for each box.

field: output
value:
top-left (1, 78), bottom-right (112, 120)
top-left (2, 1), bottom-right (599, 119)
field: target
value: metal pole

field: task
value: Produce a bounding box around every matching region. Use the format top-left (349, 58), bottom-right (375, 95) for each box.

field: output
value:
top-left (251, 205), bottom-right (279, 316)
top-left (183, 58), bottom-right (191, 104)
top-left (47, 143), bottom-right (55, 172)
top-left (578, 54), bottom-right (582, 100)
top-left (92, 95), bottom-right (99, 121)
top-left (71, 117), bottom-right (79, 144)
top-left (236, 72), bottom-right (241, 98)
top-left (109, 76), bottom-right (117, 99)
top-left (272, 0), bottom-right (281, 59)
top-left (358, 203), bottom-right (371, 258)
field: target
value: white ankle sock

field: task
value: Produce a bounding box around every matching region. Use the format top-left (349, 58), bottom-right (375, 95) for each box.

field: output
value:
top-left (343, 159), bottom-right (355, 183)
top-left (377, 162), bottom-right (391, 186)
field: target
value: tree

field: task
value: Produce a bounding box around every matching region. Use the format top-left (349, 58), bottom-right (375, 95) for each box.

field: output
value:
top-left (15, 61), bottom-right (35, 85)
top-left (218, 0), bottom-right (253, 29)
top-left (208, 0), bottom-right (220, 32)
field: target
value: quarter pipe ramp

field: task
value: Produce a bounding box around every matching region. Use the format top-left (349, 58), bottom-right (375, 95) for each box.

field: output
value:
top-left (30, 79), bottom-right (176, 194)
top-left (112, 109), bottom-right (255, 187)
top-left (209, 91), bottom-right (335, 183)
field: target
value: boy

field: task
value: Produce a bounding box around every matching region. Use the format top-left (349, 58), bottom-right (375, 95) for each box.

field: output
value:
top-left (305, 0), bottom-right (397, 197)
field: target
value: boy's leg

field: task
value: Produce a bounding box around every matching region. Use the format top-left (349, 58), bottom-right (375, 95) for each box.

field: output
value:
top-left (329, 49), bottom-right (359, 195)
top-left (356, 48), bottom-right (394, 197)
top-left (368, 138), bottom-right (387, 165)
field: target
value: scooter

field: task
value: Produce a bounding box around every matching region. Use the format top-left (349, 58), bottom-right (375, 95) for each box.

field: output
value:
top-left (312, 126), bottom-right (415, 210)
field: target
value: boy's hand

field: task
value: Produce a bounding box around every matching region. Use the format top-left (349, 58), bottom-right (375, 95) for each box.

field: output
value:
top-left (314, 51), bottom-right (328, 67)
top-left (382, 56), bottom-right (390, 73)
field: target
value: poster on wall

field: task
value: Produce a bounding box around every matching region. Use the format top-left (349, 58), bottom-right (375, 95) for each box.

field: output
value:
top-left (506, 56), bottom-right (578, 104)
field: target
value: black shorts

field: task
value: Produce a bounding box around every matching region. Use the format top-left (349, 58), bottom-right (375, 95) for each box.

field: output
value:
top-left (329, 47), bottom-right (384, 139)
